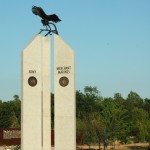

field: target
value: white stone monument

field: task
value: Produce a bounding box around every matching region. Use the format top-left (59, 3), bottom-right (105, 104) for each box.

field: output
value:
top-left (21, 34), bottom-right (51, 150)
top-left (22, 34), bottom-right (76, 150)
top-left (54, 34), bottom-right (76, 150)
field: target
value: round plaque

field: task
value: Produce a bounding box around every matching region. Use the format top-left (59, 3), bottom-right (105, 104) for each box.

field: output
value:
top-left (28, 76), bottom-right (37, 87)
top-left (59, 76), bottom-right (69, 87)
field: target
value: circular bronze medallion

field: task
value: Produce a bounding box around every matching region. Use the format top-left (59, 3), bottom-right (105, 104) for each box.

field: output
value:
top-left (59, 76), bottom-right (69, 87)
top-left (28, 76), bottom-right (37, 87)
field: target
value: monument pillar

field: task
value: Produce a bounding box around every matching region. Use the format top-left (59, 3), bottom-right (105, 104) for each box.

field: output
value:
top-left (21, 34), bottom-right (51, 150)
top-left (22, 33), bottom-right (76, 150)
top-left (54, 34), bottom-right (76, 150)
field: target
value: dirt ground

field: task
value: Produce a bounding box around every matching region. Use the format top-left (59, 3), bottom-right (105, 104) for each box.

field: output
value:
top-left (77, 143), bottom-right (150, 150)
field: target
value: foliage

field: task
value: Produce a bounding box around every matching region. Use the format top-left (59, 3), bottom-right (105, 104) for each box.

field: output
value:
top-left (51, 93), bottom-right (54, 129)
top-left (0, 95), bottom-right (21, 128)
top-left (76, 87), bottom-right (150, 148)
top-left (0, 87), bottom-right (150, 148)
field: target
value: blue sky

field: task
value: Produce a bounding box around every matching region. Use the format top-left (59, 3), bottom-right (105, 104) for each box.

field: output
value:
top-left (0, 1), bottom-right (150, 100)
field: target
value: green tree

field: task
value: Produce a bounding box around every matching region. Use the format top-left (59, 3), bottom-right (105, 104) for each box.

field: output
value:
top-left (51, 93), bottom-right (54, 129)
top-left (92, 113), bottom-right (105, 150)
top-left (9, 95), bottom-right (21, 127)
top-left (126, 91), bottom-right (143, 111)
top-left (101, 97), bottom-right (130, 148)
top-left (83, 86), bottom-right (102, 120)
top-left (143, 98), bottom-right (150, 116)
top-left (0, 102), bottom-right (14, 128)
top-left (13, 95), bottom-right (20, 101)
top-left (76, 90), bottom-right (86, 120)
top-left (76, 86), bottom-right (102, 149)
top-left (83, 120), bottom-right (96, 149)
top-left (0, 95), bottom-right (21, 128)
top-left (76, 118), bottom-right (85, 149)
top-left (130, 108), bottom-right (149, 142)
top-left (114, 93), bottom-right (125, 109)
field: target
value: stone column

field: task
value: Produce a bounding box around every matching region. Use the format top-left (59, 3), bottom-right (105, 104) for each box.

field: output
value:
top-left (54, 34), bottom-right (76, 150)
top-left (21, 34), bottom-right (51, 150)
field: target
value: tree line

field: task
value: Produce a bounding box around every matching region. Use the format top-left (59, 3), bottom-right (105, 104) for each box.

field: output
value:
top-left (76, 86), bottom-right (150, 149)
top-left (0, 87), bottom-right (150, 149)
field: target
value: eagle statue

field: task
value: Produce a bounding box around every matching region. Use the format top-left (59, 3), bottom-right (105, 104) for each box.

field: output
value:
top-left (32, 6), bottom-right (61, 35)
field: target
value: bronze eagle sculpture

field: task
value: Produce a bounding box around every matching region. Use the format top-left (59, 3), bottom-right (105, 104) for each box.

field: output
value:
top-left (32, 6), bottom-right (61, 36)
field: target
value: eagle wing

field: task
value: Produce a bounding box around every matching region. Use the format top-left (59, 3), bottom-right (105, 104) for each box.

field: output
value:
top-left (32, 6), bottom-right (46, 19)
top-left (48, 14), bottom-right (61, 23)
